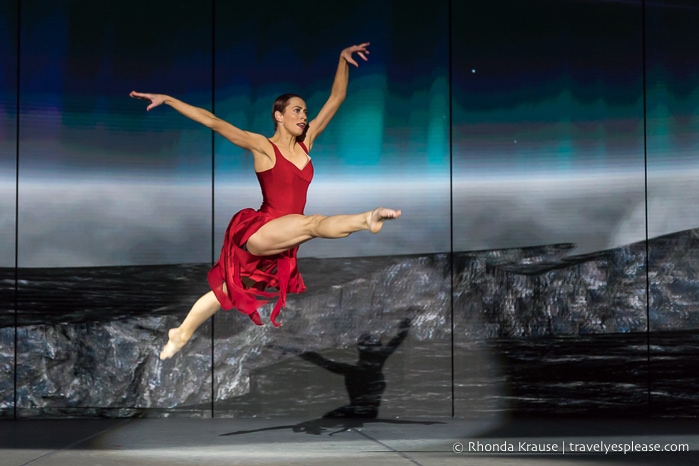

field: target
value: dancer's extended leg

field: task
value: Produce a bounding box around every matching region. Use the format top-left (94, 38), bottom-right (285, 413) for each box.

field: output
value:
top-left (246, 207), bottom-right (401, 256)
top-left (160, 290), bottom-right (221, 360)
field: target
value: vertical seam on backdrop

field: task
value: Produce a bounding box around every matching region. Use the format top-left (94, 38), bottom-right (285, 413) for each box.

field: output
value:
top-left (448, 0), bottom-right (455, 418)
top-left (211, 0), bottom-right (217, 419)
top-left (641, 0), bottom-right (652, 414)
top-left (13, 0), bottom-right (21, 420)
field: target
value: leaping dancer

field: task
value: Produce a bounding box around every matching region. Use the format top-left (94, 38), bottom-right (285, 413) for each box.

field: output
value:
top-left (130, 42), bottom-right (401, 360)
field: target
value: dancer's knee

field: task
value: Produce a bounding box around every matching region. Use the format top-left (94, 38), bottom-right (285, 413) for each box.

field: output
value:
top-left (306, 214), bottom-right (326, 236)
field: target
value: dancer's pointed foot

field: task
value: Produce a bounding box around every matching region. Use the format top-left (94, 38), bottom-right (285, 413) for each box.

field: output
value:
top-left (367, 207), bottom-right (401, 234)
top-left (160, 328), bottom-right (190, 360)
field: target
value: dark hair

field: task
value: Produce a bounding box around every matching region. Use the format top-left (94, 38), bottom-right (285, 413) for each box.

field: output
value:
top-left (272, 93), bottom-right (303, 130)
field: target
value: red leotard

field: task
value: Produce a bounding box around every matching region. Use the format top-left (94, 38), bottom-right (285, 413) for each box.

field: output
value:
top-left (207, 139), bottom-right (313, 327)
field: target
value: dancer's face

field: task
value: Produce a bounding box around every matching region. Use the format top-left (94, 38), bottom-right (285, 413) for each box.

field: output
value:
top-left (276, 97), bottom-right (308, 136)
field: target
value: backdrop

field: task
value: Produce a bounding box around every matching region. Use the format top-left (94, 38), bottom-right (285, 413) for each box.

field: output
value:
top-left (2, 0), bottom-right (699, 420)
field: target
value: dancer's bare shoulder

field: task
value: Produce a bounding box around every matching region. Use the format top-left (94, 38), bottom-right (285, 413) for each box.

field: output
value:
top-left (250, 138), bottom-right (277, 172)
top-left (216, 125), bottom-right (268, 152)
top-left (216, 126), bottom-right (273, 171)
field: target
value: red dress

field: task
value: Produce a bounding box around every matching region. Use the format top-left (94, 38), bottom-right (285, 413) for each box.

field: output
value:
top-left (207, 140), bottom-right (313, 327)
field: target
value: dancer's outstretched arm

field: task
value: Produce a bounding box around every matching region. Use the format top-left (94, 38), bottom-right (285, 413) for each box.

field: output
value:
top-left (129, 91), bottom-right (269, 156)
top-left (304, 42), bottom-right (370, 149)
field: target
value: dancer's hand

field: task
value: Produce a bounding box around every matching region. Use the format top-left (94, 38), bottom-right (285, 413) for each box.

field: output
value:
top-left (129, 90), bottom-right (167, 111)
top-left (341, 42), bottom-right (370, 68)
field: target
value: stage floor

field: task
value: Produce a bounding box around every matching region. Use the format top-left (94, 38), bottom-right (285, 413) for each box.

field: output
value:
top-left (2, 417), bottom-right (699, 465)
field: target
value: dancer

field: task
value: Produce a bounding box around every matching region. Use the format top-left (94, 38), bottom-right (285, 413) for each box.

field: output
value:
top-left (130, 43), bottom-right (401, 360)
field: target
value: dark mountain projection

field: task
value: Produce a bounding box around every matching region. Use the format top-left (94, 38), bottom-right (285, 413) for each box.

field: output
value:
top-left (2, 227), bottom-right (699, 417)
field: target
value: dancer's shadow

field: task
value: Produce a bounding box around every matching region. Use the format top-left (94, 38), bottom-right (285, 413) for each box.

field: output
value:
top-left (299, 317), bottom-right (412, 419)
top-left (220, 318), bottom-right (440, 437)
top-left (220, 415), bottom-right (444, 437)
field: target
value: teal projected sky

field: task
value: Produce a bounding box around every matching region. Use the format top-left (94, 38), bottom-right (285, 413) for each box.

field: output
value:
top-left (1, 0), bottom-right (699, 267)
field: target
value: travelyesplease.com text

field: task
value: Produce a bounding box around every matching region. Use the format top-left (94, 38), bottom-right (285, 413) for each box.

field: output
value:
top-left (453, 440), bottom-right (689, 454)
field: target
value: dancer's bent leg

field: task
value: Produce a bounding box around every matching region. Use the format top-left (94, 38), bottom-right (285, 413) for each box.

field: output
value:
top-left (160, 290), bottom-right (221, 360)
top-left (246, 207), bottom-right (401, 256)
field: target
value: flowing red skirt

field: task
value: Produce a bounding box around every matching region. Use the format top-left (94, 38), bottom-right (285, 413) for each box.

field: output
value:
top-left (207, 208), bottom-right (306, 327)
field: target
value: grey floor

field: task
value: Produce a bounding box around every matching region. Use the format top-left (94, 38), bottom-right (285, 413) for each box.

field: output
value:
top-left (2, 416), bottom-right (699, 465)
